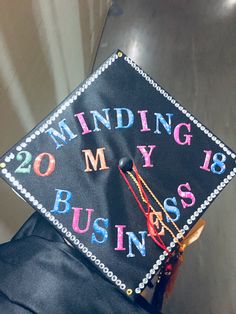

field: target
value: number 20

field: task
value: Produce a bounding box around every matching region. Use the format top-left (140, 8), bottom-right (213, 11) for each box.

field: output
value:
top-left (15, 151), bottom-right (55, 177)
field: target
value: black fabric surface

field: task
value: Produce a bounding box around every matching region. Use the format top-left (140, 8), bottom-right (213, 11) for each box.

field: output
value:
top-left (0, 213), bottom-right (162, 314)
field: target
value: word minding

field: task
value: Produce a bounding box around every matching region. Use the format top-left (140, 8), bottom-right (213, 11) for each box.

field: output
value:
top-left (45, 108), bottom-right (193, 170)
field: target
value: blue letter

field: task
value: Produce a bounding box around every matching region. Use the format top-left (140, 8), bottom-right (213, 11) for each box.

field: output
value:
top-left (46, 119), bottom-right (77, 149)
top-left (90, 108), bottom-right (111, 132)
top-left (114, 108), bottom-right (134, 129)
top-left (91, 218), bottom-right (109, 244)
top-left (126, 231), bottom-right (147, 257)
top-left (164, 197), bottom-right (180, 222)
top-left (154, 113), bottom-right (173, 135)
top-left (51, 189), bottom-right (72, 214)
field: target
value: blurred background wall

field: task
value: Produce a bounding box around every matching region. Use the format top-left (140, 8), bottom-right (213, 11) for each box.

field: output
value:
top-left (0, 0), bottom-right (111, 243)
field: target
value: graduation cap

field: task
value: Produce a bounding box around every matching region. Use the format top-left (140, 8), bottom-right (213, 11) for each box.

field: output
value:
top-left (0, 50), bottom-right (236, 301)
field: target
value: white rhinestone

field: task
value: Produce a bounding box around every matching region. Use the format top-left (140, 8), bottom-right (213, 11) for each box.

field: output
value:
top-left (82, 246), bottom-right (88, 253)
top-left (160, 255), bottom-right (165, 260)
top-left (207, 196), bottom-right (212, 202)
top-left (204, 200), bottom-right (210, 206)
top-left (62, 227), bottom-right (67, 233)
top-left (170, 242), bottom-right (175, 248)
top-left (31, 134), bottom-right (36, 139)
top-left (41, 208), bottom-right (46, 214)
top-left (219, 143), bottom-right (224, 148)
top-left (99, 263), bottom-right (105, 269)
top-left (224, 178), bottom-right (229, 184)
top-left (45, 212), bottom-right (51, 218)
top-left (33, 200), bottom-right (39, 206)
top-left (108, 271), bottom-right (113, 278)
top-left (231, 153), bottom-right (236, 159)
top-left (16, 146), bottom-right (22, 151)
top-left (184, 225), bottom-right (189, 231)
top-left (2, 169), bottom-right (7, 174)
top-left (78, 243), bottom-right (84, 249)
top-left (214, 189), bottom-right (220, 194)
top-left (221, 182), bottom-right (226, 188)
top-left (198, 208), bottom-right (203, 213)
top-left (49, 216), bottom-right (54, 222)
top-left (182, 109), bottom-right (187, 114)
top-left (178, 105), bottom-right (183, 110)
top-left (135, 288), bottom-right (141, 294)
top-left (171, 99), bottom-right (176, 104)
top-left (139, 283), bottom-right (145, 289)
top-left (103, 267), bottom-right (109, 274)
top-left (9, 177), bottom-right (15, 182)
top-left (153, 264), bottom-right (159, 270)
top-left (150, 269), bottom-right (155, 275)
top-left (57, 223), bottom-right (63, 229)
top-left (191, 215), bottom-right (196, 221)
top-left (164, 92), bottom-right (168, 97)
top-left (70, 235), bottom-right (76, 241)
top-left (216, 139), bottom-right (220, 145)
top-left (200, 126), bottom-right (205, 131)
top-left (227, 175), bottom-right (232, 180)
top-left (175, 103), bottom-right (180, 108)
top-left (53, 219), bottom-right (59, 225)
top-left (230, 171), bottom-right (235, 176)
top-left (187, 219), bottom-right (192, 224)
top-left (197, 122), bottom-right (201, 127)
top-left (29, 196), bottom-right (34, 202)
top-left (153, 83), bottom-right (157, 88)
top-left (13, 180), bottom-right (18, 186)
top-left (167, 246), bottom-right (172, 251)
top-left (194, 211), bottom-right (199, 217)
top-left (112, 275), bottom-right (117, 282)
top-left (210, 192), bottom-right (216, 198)
top-left (66, 231), bottom-right (72, 237)
top-left (25, 192), bottom-right (30, 198)
top-left (95, 259), bottom-right (100, 265)
top-left (26, 138), bottom-right (31, 143)
top-left (21, 188), bottom-right (26, 194)
top-left (217, 185), bottom-right (223, 191)
top-left (120, 284), bottom-right (126, 290)
top-left (167, 96), bottom-right (172, 101)
top-left (177, 233), bottom-right (182, 239)
top-left (157, 86), bottom-right (161, 91)
top-left (37, 204), bottom-right (43, 209)
top-left (116, 279), bottom-right (121, 286)
top-left (143, 278), bottom-right (148, 284)
top-left (163, 251), bottom-right (168, 256)
top-left (20, 143), bottom-right (26, 147)
top-left (74, 239), bottom-right (79, 245)
top-left (91, 255), bottom-right (96, 261)
top-left (86, 251), bottom-right (92, 258)
top-left (35, 130), bottom-right (40, 136)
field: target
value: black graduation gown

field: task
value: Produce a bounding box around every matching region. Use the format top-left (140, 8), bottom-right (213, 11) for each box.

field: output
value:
top-left (0, 213), bottom-right (163, 314)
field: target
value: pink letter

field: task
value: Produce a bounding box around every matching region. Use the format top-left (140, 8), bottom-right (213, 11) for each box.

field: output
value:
top-left (138, 110), bottom-right (151, 132)
top-left (174, 123), bottom-right (192, 145)
top-left (137, 145), bottom-right (156, 167)
top-left (74, 112), bottom-right (92, 135)
top-left (177, 182), bottom-right (196, 209)
top-left (115, 225), bottom-right (126, 251)
top-left (72, 207), bottom-right (94, 233)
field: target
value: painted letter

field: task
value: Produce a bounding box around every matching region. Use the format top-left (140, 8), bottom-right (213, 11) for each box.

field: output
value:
top-left (148, 212), bottom-right (165, 236)
top-left (114, 108), bottom-right (134, 129)
top-left (115, 225), bottom-right (126, 251)
top-left (138, 110), bottom-right (151, 132)
top-left (46, 119), bottom-right (77, 149)
top-left (91, 218), bottom-right (109, 244)
top-left (174, 123), bottom-right (192, 146)
top-left (126, 231), bottom-right (147, 257)
top-left (154, 113), bottom-right (173, 135)
top-left (82, 147), bottom-right (109, 172)
top-left (137, 145), bottom-right (156, 167)
top-left (51, 189), bottom-right (72, 214)
top-left (164, 197), bottom-right (180, 222)
top-left (74, 112), bottom-right (92, 135)
top-left (72, 207), bottom-right (94, 234)
top-left (90, 108), bottom-right (111, 132)
top-left (177, 182), bottom-right (196, 209)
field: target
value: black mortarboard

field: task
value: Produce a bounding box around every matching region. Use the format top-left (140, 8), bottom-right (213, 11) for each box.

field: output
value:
top-left (0, 50), bottom-right (236, 301)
